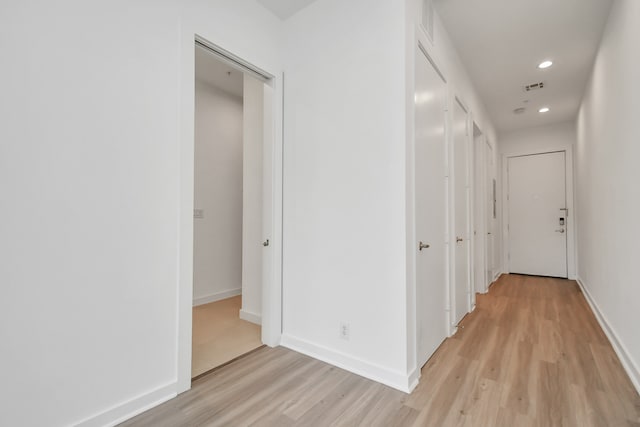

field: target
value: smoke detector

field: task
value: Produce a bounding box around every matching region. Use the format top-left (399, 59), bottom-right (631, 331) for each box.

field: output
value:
top-left (524, 82), bottom-right (545, 92)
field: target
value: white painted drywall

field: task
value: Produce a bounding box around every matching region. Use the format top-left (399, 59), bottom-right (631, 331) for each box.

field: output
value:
top-left (575, 0), bottom-right (640, 391)
top-left (500, 121), bottom-right (576, 156)
top-left (281, 0), bottom-right (410, 389)
top-left (0, 1), bottom-right (282, 426)
top-left (193, 80), bottom-right (243, 306)
top-left (241, 75), bottom-right (264, 324)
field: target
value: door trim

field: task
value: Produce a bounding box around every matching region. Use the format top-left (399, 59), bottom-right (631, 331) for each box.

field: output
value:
top-left (501, 146), bottom-right (576, 280)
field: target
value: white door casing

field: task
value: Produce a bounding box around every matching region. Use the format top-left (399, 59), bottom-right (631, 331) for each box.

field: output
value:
top-left (507, 151), bottom-right (567, 278)
top-left (415, 46), bottom-right (448, 367)
top-left (452, 98), bottom-right (470, 327)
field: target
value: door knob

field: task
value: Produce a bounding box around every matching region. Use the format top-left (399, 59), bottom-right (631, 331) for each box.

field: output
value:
top-left (263, 239), bottom-right (270, 247)
top-left (419, 241), bottom-right (430, 251)
top-left (456, 237), bottom-right (463, 242)
top-left (555, 229), bottom-right (565, 234)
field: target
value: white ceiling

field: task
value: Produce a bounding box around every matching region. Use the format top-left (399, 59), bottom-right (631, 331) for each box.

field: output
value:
top-left (256, 0), bottom-right (318, 20)
top-left (434, 0), bottom-right (613, 134)
top-left (195, 45), bottom-right (244, 97)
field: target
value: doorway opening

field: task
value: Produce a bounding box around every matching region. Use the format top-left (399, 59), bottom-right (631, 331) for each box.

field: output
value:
top-left (191, 42), bottom-right (271, 379)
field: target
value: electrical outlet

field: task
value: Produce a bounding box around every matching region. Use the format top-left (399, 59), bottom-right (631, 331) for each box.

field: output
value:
top-left (194, 209), bottom-right (204, 219)
top-left (339, 322), bottom-right (350, 340)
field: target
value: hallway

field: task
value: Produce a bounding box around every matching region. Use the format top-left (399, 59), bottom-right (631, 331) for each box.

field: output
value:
top-left (121, 275), bottom-right (640, 426)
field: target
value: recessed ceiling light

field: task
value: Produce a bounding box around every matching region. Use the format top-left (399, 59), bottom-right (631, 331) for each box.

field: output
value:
top-left (538, 60), bottom-right (553, 69)
top-left (538, 107), bottom-right (550, 113)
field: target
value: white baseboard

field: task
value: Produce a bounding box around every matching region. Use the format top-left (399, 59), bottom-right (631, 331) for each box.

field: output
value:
top-left (239, 309), bottom-right (262, 325)
top-left (407, 366), bottom-right (420, 392)
top-left (74, 381), bottom-right (177, 427)
top-left (280, 334), bottom-right (415, 393)
top-left (576, 276), bottom-right (640, 395)
top-left (193, 288), bottom-right (241, 306)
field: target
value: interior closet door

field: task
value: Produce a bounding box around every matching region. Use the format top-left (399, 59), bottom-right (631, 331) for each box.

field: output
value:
top-left (452, 98), bottom-right (470, 327)
top-left (485, 141), bottom-right (495, 287)
top-left (415, 47), bottom-right (448, 366)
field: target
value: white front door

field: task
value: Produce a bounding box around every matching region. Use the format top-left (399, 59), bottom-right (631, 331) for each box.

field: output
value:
top-left (415, 47), bottom-right (448, 366)
top-left (507, 151), bottom-right (567, 278)
top-left (453, 99), bottom-right (469, 326)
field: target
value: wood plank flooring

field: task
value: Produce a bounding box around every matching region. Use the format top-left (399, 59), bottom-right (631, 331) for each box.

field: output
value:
top-left (192, 296), bottom-right (262, 377)
top-left (121, 274), bottom-right (640, 426)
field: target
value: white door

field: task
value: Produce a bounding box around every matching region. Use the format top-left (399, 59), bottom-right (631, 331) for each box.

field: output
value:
top-left (485, 141), bottom-right (495, 287)
top-left (473, 133), bottom-right (485, 299)
top-left (453, 99), bottom-right (469, 326)
top-left (507, 152), bottom-right (567, 278)
top-left (415, 47), bottom-right (448, 366)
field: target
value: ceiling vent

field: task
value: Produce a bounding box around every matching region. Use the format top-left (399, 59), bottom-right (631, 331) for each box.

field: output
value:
top-left (524, 82), bottom-right (545, 92)
top-left (513, 107), bottom-right (526, 115)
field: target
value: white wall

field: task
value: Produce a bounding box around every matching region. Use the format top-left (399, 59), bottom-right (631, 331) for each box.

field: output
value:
top-left (575, 0), bottom-right (640, 392)
top-left (281, 0), bottom-right (411, 390)
top-left (0, 1), bottom-right (282, 426)
top-left (241, 75), bottom-right (264, 324)
top-left (193, 80), bottom-right (243, 305)
top-left (500, 121), bottom-right (576, 155)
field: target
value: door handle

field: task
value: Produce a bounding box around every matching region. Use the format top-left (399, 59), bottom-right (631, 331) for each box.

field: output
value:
top-left (263, 239), bottom-right (270, 247)
top-left (555, 229), bottom-right (565, 234)
top-left (419, 241), bottom-right (430, 251)
top-left (456, 237), bottom-right (463, 243)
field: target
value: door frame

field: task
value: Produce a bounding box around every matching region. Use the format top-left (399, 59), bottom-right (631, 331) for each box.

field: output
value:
top-left (501, 146), bottom-right (576, 279)
top-left (177, 34), bottom-right (283, 394)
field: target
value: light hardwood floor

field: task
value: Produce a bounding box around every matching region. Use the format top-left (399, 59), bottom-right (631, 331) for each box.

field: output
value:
top-left (192, 296), bottom-right (262, 377)
top-left (123, 275), bottom-right (640, 426)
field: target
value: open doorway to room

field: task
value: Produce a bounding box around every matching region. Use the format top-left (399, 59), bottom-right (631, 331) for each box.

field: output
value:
top-left (191, 42), bottom-right (269, 378)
